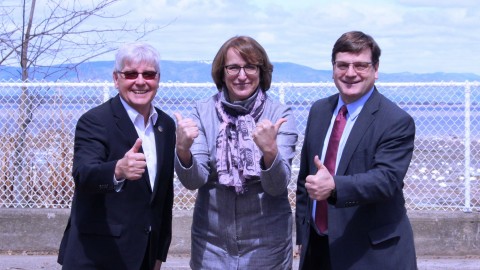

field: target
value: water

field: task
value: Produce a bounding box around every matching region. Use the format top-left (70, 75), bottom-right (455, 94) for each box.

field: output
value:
top-left (2, 84), bottom-right (479, 211)
top-left (1, 85), bottom-right (480, 138)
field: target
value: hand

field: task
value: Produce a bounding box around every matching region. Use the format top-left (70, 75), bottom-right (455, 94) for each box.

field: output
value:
top-left (305, 155), bottom-right (335, 201)
top-left (252, 118), bottom-right (286, 151)
top-left (294, 245), bottom-right (302, 258)
top-left (153, 259), bottom-right (162, 270)
top-left (115, 138), bottom-right (146, 180)
top-left (252, 118), bottom-right (287, 167)
top-left (174, 112), bottom-right (199, 165)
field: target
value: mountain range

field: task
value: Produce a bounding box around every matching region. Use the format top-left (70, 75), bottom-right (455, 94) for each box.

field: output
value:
top-left (1, 60), bottom-right (480, 82)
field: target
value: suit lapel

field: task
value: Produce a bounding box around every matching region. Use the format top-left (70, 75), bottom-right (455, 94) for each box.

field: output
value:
top-left (150, 109), bottom-right (166, 202)
top-left (312, 95), bottom-right (338, 162)
top-left (306, 95), bottom-right (338, 216)
top-left (337, 88), bottom-right (380, 175)
top-left (111, 95), bottom-right (140, 147)
top-left (111, 95), bottom-right (153, 193)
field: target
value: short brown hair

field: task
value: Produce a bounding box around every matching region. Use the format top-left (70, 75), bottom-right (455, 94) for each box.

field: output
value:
top-left (331, 31), bottom-right (381, 66)
top-left (211, 36), bottom-right (273, 91)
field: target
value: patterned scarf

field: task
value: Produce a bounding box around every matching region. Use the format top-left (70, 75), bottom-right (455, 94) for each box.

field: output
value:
top-left (215, 88), bottom-right (267, 193)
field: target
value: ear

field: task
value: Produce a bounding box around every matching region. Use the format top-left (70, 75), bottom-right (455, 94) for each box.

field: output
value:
top-left (113, 72), bottom-right (121, 89)
top-left (374, 62), bottom-right (379, 80)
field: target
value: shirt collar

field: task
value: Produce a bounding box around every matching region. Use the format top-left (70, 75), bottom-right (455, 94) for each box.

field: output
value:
top-left (336, 86), bottom-right (374, 120)
top-left (119, 96), bottom-right (158, 126)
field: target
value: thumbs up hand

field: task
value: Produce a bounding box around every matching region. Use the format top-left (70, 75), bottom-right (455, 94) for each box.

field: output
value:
top-left (305, 155), bottom-right (335, 201)
top-left (174, 113), bottom-right (199, 152)
top-left (253, 118), bottom-right (286, 148)
top-left (174, 112), bottom-right (199, 166)
top-left (130, 137), bottom-right (143, 154)
top-left (115, 138), bottom-right (147, 180)
top-left (252, 118), bottom-right (287, 167)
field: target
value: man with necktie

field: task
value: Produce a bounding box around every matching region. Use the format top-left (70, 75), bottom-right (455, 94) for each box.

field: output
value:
top-left (295, 31), bottom-right (417, 270)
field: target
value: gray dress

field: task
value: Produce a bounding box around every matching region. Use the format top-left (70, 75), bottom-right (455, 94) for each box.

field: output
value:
top-left (175, 93), bottom-right (298, 270)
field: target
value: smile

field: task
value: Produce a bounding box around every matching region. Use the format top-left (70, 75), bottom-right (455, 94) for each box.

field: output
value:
top-left (132, 90), bottom-right (149, 94)
top-left (342, 80), bottom-right (360, 85)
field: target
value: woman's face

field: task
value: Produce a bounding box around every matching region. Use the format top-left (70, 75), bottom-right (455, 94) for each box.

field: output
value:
top-left (223, 47), bottom-right (260, 102)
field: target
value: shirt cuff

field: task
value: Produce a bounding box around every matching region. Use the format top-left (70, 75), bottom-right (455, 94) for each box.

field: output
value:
top-left (113, 175), bottom-right (125, 192)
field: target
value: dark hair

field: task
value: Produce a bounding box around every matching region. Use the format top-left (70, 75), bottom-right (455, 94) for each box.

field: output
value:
top-left (331, 31), bottom-right (381, 66)
top-left (211, 36), bottom-right (273, 91)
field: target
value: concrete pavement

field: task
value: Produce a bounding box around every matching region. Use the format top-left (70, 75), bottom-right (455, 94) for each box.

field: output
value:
top-left (1, 254), bottom-right (480, 270)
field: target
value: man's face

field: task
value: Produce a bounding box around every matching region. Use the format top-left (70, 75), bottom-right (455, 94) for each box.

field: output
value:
top-left (113, 61), bottom-right (159, 116)
top-left (332, 49), bottom-right (378, 104)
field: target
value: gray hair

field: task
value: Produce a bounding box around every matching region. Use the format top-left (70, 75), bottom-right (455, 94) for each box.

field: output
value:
top-left (113, 42), bottom-right (161, 72)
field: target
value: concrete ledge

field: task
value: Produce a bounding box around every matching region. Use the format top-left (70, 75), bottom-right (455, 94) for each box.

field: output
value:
top-left (408, 210), bottom-right (480, 256)
top-left (0, 208), bottom-right (68, 253)
top-left (1, 208), bottom-right (479, 256)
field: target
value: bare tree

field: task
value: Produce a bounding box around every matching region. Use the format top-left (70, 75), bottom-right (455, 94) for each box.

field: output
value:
top-left (0, 0), bottom-right (167, 205)
top-left (1, 0), bottom-right (164, 80)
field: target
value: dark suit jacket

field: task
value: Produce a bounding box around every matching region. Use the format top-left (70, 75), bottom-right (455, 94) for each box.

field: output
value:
top-left (58, 95), bottom-right (175, 270)
top-left (296, 88), bottom-right (417, 270)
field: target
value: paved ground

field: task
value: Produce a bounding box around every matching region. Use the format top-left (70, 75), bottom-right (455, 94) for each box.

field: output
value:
top-left (1, 254), bottom-right (480, 270)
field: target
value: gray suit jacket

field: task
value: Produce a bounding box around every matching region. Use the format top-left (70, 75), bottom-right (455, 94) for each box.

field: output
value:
top-left (175, 93), bottom-right (298, 269)
top-left (296, 88), bottom-right (417, 270)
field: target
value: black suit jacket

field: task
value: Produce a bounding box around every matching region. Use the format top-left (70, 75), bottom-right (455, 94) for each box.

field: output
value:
top-left (296, 88), bottom-right (417, 270)
top-left (58, 95), bottom-right (175, 270)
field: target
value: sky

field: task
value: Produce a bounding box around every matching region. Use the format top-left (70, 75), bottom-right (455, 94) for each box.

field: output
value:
top-left (7, 0), bottom-right (480, 75)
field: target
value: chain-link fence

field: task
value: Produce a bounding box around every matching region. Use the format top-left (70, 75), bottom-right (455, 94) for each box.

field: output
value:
top-left (1, 81), bottom-right (479, 212)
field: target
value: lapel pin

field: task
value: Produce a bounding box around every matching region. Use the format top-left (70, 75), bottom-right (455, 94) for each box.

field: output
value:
top-left (157, 126), bottom-right (163, 132)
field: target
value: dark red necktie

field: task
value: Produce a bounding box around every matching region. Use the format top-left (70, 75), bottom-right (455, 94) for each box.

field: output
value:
top-left (315, 105), bottom-right (348, 233)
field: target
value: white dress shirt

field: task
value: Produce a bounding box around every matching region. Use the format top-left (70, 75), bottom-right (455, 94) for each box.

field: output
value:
top-left (114, 97), bottom-right (158, 190)
top-left (313, 87), bottom-right (375, 233)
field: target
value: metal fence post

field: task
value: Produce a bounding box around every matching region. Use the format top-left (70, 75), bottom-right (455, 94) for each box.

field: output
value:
top-left (464, 81), bottom-right (472, 213)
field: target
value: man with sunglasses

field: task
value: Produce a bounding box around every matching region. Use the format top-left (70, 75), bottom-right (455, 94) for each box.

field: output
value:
top-left (296, 31), bottom-right (417, 269)
top-left (58, 42), bottom-right (176, 270)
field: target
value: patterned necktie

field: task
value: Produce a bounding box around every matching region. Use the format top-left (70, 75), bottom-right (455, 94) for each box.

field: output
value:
top-left (315, 105), bottom-right (348, 233)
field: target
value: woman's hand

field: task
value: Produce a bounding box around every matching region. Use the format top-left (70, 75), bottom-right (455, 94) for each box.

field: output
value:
top-left (174, 113), bottom-right (199, 166)
top-left (252, 118), bottom-right (286, 167)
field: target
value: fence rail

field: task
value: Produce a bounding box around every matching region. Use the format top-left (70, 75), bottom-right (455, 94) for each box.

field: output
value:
top-left (1, 80), bottom-right (479, 212)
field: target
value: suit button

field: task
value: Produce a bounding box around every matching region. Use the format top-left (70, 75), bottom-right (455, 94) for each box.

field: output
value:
top-left (144, 226), bottom-right (151, 234)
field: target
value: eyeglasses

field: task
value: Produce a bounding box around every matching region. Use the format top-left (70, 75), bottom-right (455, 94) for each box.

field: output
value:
top-left (117, 71), bottom-right (159, 80)
top-left (333, 61), bottom-right (372, 73)
top-left (224, 64), bottom-right (259, 75)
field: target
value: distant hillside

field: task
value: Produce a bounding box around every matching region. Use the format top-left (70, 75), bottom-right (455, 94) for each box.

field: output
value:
top-left (1, 60), bottom-right (480, 82)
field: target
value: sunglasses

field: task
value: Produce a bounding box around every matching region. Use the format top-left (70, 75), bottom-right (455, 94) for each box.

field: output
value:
top-left (117, 71), bottom-right (159, 80)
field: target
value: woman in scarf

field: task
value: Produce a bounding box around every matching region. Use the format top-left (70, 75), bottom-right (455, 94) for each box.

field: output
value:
top-left (174, 35), bottom-right (298, 270)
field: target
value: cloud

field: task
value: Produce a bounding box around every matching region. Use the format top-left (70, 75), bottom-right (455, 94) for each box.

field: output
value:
top-left (28, 0), bottom-right (479, 75)
top-left (398, 0), bottom-right (478, 8)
